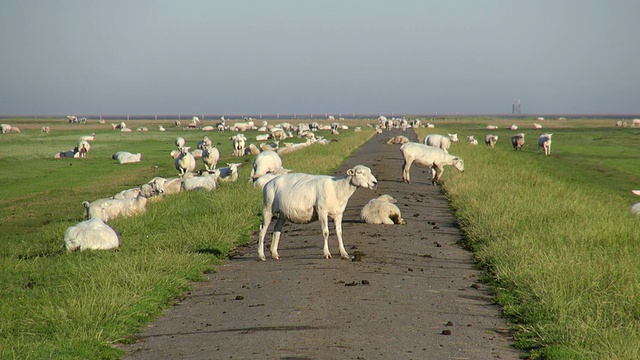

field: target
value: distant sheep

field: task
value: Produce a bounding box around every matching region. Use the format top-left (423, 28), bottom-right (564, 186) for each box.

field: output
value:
top-left (64, 218), bottom-right (120, 252)
top-left (112, 151), bottom-right (142, 164)
top-left (41, 126), bottom-right (51, 134)
top-left (511, 133), bottom-right (525, 151)
top-left (538, 133), bottom-right (553, 156)
top-left (231, 134), bottom-right (247, 156)
top-left (533, 123), bottom-right (543, 129)
top-left (466, 135), bottom-right (478, 145)
top-left (54, 149), bottom-right (80, 159)
top-left (1, 124), bottom-right (12, 134)
top-left (360, 194), bottom-right (406, 225)
top-left (386, 135), bottom-right (410, 145)
top-left (175, 137), bottom-right (186, 148)
top-left (400, 142), bottom-right (464, 185)
top-left (485, 134), bottom-right (499, 148)
top-left (197, 136), bottom-right (212, 150)
top-left (510, 124), bottom-right (518, 131)
top-left (258, 165), bottom-right (378, 261)
top-left (486, 125), bottom-right (498, 130)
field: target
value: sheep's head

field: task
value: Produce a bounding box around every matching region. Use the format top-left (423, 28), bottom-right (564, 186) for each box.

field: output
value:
top-left (348, 165), bottom-right (377, 190)
top-left (453, 157), bottom-right (465, 173)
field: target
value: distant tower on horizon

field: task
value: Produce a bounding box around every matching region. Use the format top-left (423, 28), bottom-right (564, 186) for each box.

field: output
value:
top-left (512, 99), bottom-right (521, 115)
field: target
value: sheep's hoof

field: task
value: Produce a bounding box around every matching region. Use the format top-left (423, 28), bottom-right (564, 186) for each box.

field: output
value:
top-left (258, 257), bottom-right (266, 262)
top-left (323, 254), bottom-right (332, 259)
top-left (340, 254), bottom-right (350, 260)
top-left (271, 254), bottom-right (280, 260)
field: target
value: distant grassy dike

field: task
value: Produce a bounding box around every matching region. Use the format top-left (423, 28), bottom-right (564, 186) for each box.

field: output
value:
top-left (1, 117), bottom-right (640, 359)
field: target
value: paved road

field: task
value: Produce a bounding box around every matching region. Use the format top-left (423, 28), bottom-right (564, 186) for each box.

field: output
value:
top-left (119, 129), bottom-right (523, 360)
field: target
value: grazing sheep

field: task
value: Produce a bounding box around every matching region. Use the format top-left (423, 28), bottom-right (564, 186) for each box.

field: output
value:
top-left (360, 194), bottom-right (407, 225)
top-left (538, 133), bottom-right (553, 156)
top-left (386, 135), bottom-right (410, 145)
top-left (466, 135), bottom-right (478, 145)
top-left (112, 151), bottom-right (142, 164)
top-left (202, 145), bottom-right (220, 170)
top-left (175, 147), bottom-right (196, 176)
top-left (250, 150), bottom-right (284, 180)
top-left (41, 126), bottom-right (51, 134)
top-left (258, 165), bottom-right (378, 261)
top-left (231, 134), bottom-right (247, 156)
top-left (630, 190), bottom-right (640, 215)
top-left (183, 170), bottom-right (217, 191)
top-left (213, 163), bottom-right (242, 182)
top-left (485, 134), bottom-right (499, 148)
top-left (511, 133), bottom-right (525, 151)
top-left (64, 218), bottom-right (120, 252)
top-left (423, 134), bottom-right (456, 153)
top-left (175, 136), bottom-right (186, 148)
top-left (400, 142), bottom-right (464, 185)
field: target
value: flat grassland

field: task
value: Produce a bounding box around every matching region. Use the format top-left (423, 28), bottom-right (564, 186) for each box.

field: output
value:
top-left (1, 116), bottom-right (639, 359)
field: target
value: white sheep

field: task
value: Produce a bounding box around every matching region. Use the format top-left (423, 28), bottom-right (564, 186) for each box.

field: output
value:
top-left (54, 149), bottom-right (80, 159)
top-left (533, 123), bottom-right (543, 129)
top-left (213, 163), bottom-right (242, 182)
top-left (197, 136), bottom-right (212, 150)
top-left (76, 140), bottom-right (91, 158)
top-left (1, 124), bottom-right (12, 133)
top-left (538, 133), bottom-right (553, 156)
top-left (83, 184), bottom-right (156, 222)
top-left (252, 168), bottom-right (292, 190)
top-left (400, 142), bottom-right (464, 185)
top-left (41, 126), bottom-right (51, 134)
top-left (202, 145), bottom-right (220, 170)
top-left (485, 134), bottom-right (499, 148)
top-left (79, 133), bottom-right (95, 142)
top-left (250, 150), bottom-right (284, 180)
top-left (423, 134), bottom-right (456, 153)
top-left (246, 143), bottom-right (261, 155)
top-left (64, 218), bottom-right (120, 252)
top-left (175, 136), bottom-right (186, 148)
top-left (112, 151), bottom-right (142, 164)
top-left (510, 124), bottom-right (519, 131)
top-left (183, 170), bottom-right (218, 191)
top-left (148, 177), bottom-right (183, 195)
top-left (386, 135), bottom-right (410, 145)
top-left (466, 135), bottom-right (478, 145)
top-left (359, 194), bottom-right (406, 225)
top-left (631, 190), bottom-right (640, 215)
top-left (258, 165), bottom-right (378, 261)
top-left (231, 134), bottom-right (247, 156)
top-left (511, 133), bottom-right (525, 151)
top-left (175, 146), bottom-right (196, 176)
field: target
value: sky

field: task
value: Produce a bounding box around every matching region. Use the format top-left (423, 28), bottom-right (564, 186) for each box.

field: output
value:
top-left (1, 0), bottom-right (639, 116)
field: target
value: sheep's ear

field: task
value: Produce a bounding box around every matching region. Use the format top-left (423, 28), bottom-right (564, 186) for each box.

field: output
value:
top-left (347, 168), bottom-right (356, 176)
top-left (453, 157), bottom-right (460, 160)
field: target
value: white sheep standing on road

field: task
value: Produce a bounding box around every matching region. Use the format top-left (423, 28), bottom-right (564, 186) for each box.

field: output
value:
top-left (258, 165), bottom-right (378, 261)
top-left (64, 218), bottom-right (120, 252)
top-left (538, 133), bottom-right (553, 156)
top-left (423, 134), bottom-right (457, 153)
top-left (360, 194), bottom-right (407, 225)
top-left (485, 134), bottom-right (499, 148)
top-left (175, 146), bottom-right (196, 176)
top-left (400, 142), bottom-right (465, 185)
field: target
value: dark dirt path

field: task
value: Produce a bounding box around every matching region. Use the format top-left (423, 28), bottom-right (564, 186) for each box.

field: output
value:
top-left (119, 129), bottom-right (523, 360)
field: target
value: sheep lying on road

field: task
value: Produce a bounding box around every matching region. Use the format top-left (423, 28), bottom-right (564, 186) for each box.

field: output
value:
top-left (511, 133), bottom-right (525, 151)
top-left (538, 133), bottom-right (553, 156)
top-left (400, 142), bottom-right (464, 185)
top-left (64, 218), bottom-right (120, 252)
top-left (112, 151), bottom-right (142, 164)
top-left (258, 165), bottom-right (378, 261)
top-left (386, 135), bottom-right (410, 145)
top-left (360, 194), bottom-right (407, 225)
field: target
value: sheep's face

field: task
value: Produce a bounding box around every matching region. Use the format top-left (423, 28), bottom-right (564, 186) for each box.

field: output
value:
top-left (348, 165), bottom-right (377, 190)
top-left (453, 158), bottom-right (465, 173)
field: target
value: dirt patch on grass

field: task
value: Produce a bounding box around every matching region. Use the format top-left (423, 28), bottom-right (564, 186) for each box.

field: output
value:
top-left (119, 129), bottom-right (523, 359)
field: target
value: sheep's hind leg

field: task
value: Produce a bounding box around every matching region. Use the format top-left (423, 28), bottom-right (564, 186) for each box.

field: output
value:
top-left (270, 216), bottom-right (286, 260)
top-left (319, 214), bottom-right (333, 259)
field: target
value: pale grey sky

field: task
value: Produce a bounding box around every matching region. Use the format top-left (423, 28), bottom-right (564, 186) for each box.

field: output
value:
top-left (1, 1), bottom-right (638, 116)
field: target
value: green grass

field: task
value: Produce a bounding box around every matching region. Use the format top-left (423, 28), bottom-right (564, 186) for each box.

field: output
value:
top-left (0, 118), bottom-right (375, 359)
top-left (416, 118), bottom-right (640, 359)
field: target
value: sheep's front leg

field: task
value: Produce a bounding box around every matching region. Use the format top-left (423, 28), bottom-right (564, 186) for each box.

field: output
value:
top-left (431, 164), bottom-right (443, 185)
top-left (333, 214), bottom-right (350, 260)
top-left (319, 214), bottom-right (332, 259)
top-left (270, 216), bottom-right (286, 260)
top-left (257, 208), bottom-right (273, 261)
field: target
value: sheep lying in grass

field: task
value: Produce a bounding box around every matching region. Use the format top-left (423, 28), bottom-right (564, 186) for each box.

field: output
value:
top-left (485, 134), bottom-right (499, 148)
top-left (54, 149), bottom-right (80, 158)
top-left (538, 133), bottom-right (553, 156)
top-left (386, 135), bottom-right (410, 145)
top-left (466, 135), bottom-right (478, 145)
top-left (631, 190), bottom-right (640, 215)
top-left (511, 133), bottom-right (525, 151)
top-left (423, 134), bottom-right (457, 153)
top-left (183, 170), bottom-right (217, 191)
top-left (213, 163), bottom-right (242, 182)
top-left (360, 194), bottom-right (406, 225)
top-left (64, 218), bottom-right (120, 252)
top-left (112, 151), bottom-right (142, 164)
top-left (400, 142), bottom-right (464, 185)
top-left (148, 177), bottom-right (183, 195)
top-left (258, 165), bottom-right (377, 261)
top-left (83, 184), bottom-right (156, 222)
top-left (250, 150), bottom-right (284, 181)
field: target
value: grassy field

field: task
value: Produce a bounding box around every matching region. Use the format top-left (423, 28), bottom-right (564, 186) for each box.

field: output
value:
top-left (0, 118), bottom-right (375, 359)
top-left (1, 116), bottom-right (639, 359)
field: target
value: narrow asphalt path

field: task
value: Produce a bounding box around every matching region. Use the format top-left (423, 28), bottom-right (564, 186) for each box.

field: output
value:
top-left (119, 129), bottom-right (523, 360)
